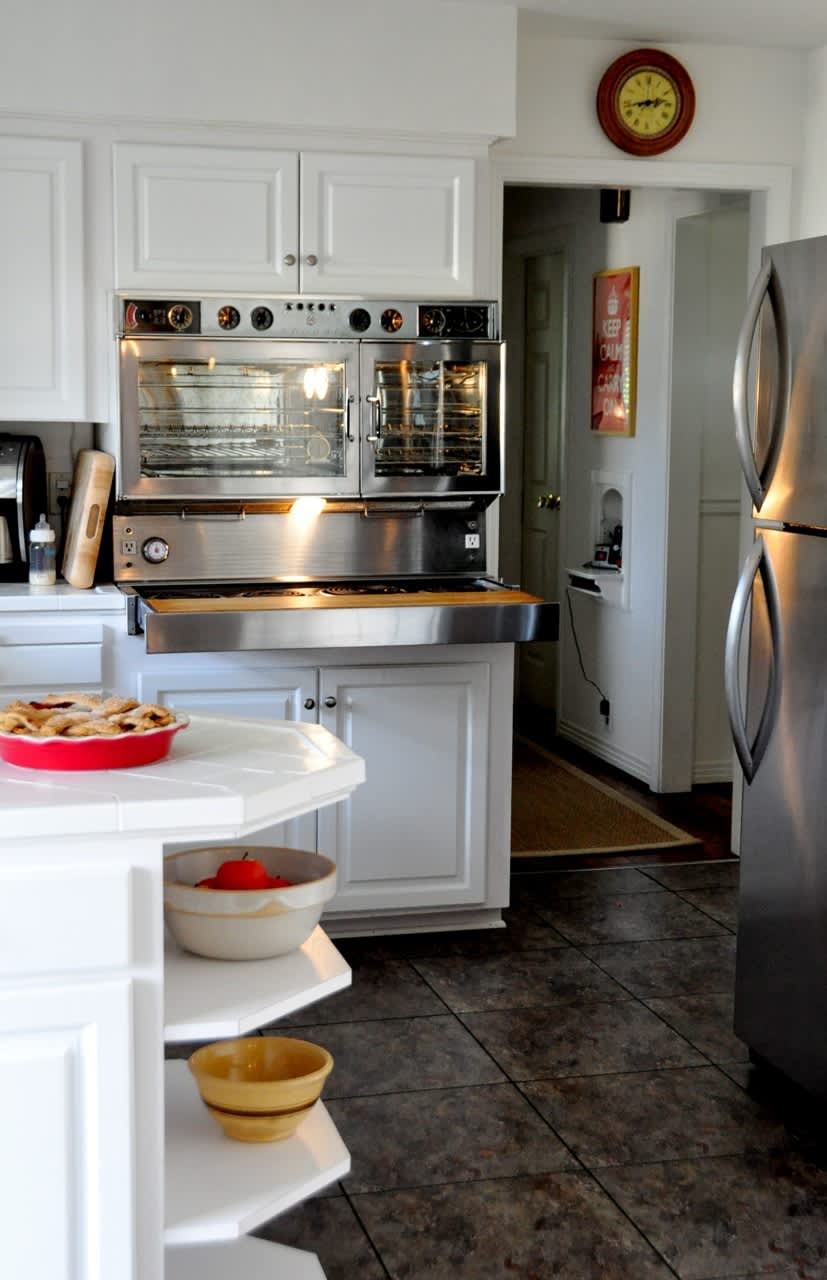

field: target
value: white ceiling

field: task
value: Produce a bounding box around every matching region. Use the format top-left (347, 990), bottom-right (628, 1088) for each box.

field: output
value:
top-left (455, 0), bottom-right (827, 50)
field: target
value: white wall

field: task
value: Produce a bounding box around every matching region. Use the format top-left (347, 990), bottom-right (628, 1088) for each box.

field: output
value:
top-left (0, 0), bottom-right (517, 140)
top-left (665, 205), bottom-right (749, 788)
top-left (499, 15), bottom-right (806, 166)
top-left (799, 45), bottom-right (827, 236)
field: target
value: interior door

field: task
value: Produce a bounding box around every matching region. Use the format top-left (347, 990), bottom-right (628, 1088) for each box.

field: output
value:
top-left (518, 251), bottom-right (566, 724)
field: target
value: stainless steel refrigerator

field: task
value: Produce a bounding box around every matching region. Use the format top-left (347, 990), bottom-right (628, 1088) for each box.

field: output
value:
top-left (726, 234), bottom-right (827, 1099)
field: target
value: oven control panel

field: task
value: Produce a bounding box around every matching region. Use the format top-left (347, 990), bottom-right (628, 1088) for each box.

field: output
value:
top-left (119, 298), bottom-right (498, 340)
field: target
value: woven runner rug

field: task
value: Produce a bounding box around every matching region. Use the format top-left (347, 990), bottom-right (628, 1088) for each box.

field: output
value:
top-left (512, 738), bottom-right (702, 858)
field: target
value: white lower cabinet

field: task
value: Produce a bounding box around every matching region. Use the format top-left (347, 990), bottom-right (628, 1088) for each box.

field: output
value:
top-left (140, 657), bottom-right (493, 917)
top-left (138, 666), bottom-right (318, 853)
top-left (0, 979), bottom-right (135, 1280)
top-left (318, 663), bottom-right (489, 912)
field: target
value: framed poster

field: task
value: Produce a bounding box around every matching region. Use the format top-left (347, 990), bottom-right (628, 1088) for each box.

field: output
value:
top-left (591, 266), bottom-right (639, 436)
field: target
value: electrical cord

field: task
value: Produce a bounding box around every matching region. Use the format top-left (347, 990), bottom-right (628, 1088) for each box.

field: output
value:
top-left (565, 586), bottom-right (609, 704)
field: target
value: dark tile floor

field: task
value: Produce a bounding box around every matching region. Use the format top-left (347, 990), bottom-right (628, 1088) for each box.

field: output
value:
top-left (241, 859), bottom-right (827, 1279)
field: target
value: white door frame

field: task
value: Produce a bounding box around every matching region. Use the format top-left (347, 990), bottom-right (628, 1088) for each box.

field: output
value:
top-left (489, 154), bottom-right (793, 806)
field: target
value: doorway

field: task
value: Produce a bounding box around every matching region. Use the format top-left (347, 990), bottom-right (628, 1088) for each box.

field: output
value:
top-left (499, 181), bottom-right (753, 863)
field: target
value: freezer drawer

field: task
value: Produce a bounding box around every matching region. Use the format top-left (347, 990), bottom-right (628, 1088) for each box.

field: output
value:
top-left (730, 528), bottom-right (827, 1097)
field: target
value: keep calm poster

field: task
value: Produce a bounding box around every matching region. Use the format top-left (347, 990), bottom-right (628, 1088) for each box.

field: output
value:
top-left (591, 267), bottom-right (639, 436)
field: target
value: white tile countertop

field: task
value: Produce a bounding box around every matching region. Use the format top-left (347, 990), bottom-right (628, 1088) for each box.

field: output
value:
top-left (0, 714), bottom-right (365, 845)
top-left (0, 582), bottom-right (125, 611)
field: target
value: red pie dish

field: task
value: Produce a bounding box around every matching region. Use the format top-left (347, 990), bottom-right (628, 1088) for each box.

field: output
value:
top-left (0, 716), bottom-right (189, 771)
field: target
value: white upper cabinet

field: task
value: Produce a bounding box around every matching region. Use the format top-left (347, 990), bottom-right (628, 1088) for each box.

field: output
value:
top-left (113, 143), bottom-right (476, 296)
top-left (299, 152), bottom-right (475, 296)
top-left (113, 143), bottom-right (300, 292)
top-left (0, 136), bottom-right (86, 420)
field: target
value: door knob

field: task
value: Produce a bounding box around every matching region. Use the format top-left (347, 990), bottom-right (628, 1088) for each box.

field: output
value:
top-left (323, 696), bottom-right (337, 708)
top-left (303, 697), bottom-right (316, 710)
top-left (536, 493), bottom-right (562, 510)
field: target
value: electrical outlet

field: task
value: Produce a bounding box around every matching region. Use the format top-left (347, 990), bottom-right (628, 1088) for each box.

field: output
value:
top-left (48, 471), bottom-right (72, 512)
top-left (465, 533), bottom-right (481, 549)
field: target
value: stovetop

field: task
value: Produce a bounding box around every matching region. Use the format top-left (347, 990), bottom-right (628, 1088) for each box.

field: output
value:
top-left (143, 578), bottom-right (500, 601)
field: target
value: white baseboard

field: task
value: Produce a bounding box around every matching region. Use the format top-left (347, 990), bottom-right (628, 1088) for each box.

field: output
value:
top-left (557, 719), bottom-right (650, 784)
top-left (692, 759), bottom-right (733, 784)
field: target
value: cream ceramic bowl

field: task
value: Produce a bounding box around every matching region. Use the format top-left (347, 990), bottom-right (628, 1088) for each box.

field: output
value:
top-left (188, 1036), bottom-right (334, 1114)
top-left (204, 1100), bottom-right (316, 1143)
top-left (163, 845), bottom-right (337, 960)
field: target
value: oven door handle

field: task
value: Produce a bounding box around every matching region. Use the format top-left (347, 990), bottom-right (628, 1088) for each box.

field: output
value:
top-left (365, 394), bottom-right (382, 443)
top-left (345, 392), bottom-right (355, 442)
top-left (179, 507), bottom-right (247, 521)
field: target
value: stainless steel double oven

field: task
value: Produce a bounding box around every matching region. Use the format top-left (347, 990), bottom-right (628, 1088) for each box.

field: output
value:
top-left (116, 297), bottom-right (503, 502)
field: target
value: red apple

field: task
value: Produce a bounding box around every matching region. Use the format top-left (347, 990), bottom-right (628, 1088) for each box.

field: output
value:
top-left (213, 854), bottom-right (271, 890)
top-left (266, 875), bottom-right (293, 889)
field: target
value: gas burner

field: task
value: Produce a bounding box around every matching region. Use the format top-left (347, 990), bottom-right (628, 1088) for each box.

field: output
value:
top-left (320, 583), bottom-right (404, 596)
top-left (237, 586), bottom-right (313, 597)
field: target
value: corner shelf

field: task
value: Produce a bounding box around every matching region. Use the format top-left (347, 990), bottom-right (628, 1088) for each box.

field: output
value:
top-left (166, 1237), bottom-right (325, 1280)
top-left (164, 1061), bottom-right (349, 1245)
top-left (164, 927), bottom-right (351, 1043)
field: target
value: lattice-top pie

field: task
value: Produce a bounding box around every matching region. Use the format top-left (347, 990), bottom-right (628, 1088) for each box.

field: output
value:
top-left (0, 694), bottom-right (176, 738)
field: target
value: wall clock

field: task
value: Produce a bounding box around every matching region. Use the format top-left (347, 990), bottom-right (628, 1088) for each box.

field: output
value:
top-left (596, 48), bottom-right (695, 156)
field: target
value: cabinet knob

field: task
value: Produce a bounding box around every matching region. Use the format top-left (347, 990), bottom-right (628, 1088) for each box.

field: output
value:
top-left (323, 696), bottom-right (337, 708)
top-left (303, 697), bottom-right (316, 710)
top-left (305, 254), bottom-right (318, 267)
top-left (283, 253), bottom-right (297, 267)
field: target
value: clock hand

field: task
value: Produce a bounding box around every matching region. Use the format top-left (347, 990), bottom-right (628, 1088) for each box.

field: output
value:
top-left (629, 97), bottom-right (666, 109)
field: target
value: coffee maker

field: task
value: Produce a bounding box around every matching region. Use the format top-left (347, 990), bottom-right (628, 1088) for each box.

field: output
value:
top-left (0, 434), bottom-right (48, 582)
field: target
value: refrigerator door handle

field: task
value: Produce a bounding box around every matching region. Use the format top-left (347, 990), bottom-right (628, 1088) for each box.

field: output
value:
top-left (733, 258), bottom-right (791, 511)
top-left (725, 534), bottom-right (783, 784)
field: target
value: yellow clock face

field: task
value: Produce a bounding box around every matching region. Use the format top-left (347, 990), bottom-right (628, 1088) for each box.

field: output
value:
top-left (617, 68), bottom-right (679, 139)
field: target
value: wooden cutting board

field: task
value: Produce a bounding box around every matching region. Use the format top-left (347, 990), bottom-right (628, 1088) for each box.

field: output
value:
top-left (61, 450), bottom-right (115, 589)
top-left (146, 589), bottom-right (543, 613)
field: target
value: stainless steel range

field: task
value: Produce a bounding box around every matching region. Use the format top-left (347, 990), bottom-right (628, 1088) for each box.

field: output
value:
top-left (114, 297), bottom-right (558, 653)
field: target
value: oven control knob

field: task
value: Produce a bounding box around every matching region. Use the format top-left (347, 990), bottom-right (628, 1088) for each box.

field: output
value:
top-left (141, 537), bottom-right (170, 565)
top-left (420, 307), bottom-right (446, 336)
top-left (251, 306), bottom-right (274, 331)
top-left (167, 304), bottom-right (194, 331)
top-left (217, 305), bottom-right (241, 330)
top-left (381, 308), bottom-right (403, 333)
top-left (349, 307), bottom-right (371, 333)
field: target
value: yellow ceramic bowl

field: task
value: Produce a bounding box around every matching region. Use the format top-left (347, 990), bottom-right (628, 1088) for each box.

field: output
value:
top-left (205, 1100), bottom-right (315, 1143)
top-left (189, 1036), bottom-right (333, 1115)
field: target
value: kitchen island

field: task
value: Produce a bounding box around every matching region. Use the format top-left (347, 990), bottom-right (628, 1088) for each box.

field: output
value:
top-left (0, 714), bottom-right (365, 1280)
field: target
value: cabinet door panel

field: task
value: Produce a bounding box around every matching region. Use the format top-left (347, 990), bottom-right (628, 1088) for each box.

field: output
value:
top-left (0, 137), bottom-right (85, 419)
top-left (0, 980), bottom-right (134, 1280)
top-left (301, 153), bottom-right (475, 295)
top-left (114, 144), bottom-right (299, 291)
top-left (319, 663), bottom-right (489, 910)
top-left (138, 667), bottom-right (318, 850)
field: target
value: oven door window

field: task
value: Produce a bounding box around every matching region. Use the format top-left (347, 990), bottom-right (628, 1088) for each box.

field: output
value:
top-left (369, 360), bottom-right (487, 479)
top-left (137, 358), bottom-right (349, 480)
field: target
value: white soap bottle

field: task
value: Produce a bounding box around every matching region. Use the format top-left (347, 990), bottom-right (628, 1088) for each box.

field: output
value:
top-left (28, 513), bottom-right (57, 586)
